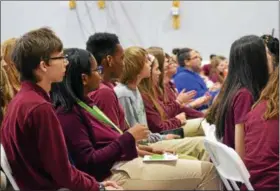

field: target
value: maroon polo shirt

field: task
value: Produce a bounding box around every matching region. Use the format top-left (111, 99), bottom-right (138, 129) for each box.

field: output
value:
top-left (202, 63), bottom-right (211, 76)
top-left (88, 82), bottom-right (128, 132)
top-left (244, 101), bottom-right (279, 190)
top-left (0, 81), bottom-right (99, 190)
top-left (57, 97), bottom-right (137, 182)
top-left (223, 88), bottom-right (254, 149)
top-left (141, 92), bottom-right (181, 133)
top-left (165, 82), bottom-right (204, 118)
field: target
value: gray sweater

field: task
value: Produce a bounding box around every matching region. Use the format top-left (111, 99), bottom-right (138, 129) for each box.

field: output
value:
top-left (114, 83), bottom-right (165, 143)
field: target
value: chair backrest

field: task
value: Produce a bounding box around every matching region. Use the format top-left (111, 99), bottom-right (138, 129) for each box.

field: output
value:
top-left (204, 138), bottom-right (254, 190)
top-left (201, 120), bottom-right (218, 141)
top-left (0, 144), bottom-right (19, 190)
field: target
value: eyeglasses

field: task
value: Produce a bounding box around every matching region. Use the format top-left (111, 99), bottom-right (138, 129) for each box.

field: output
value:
top-left (46, 54), bottom-right (69, 62)
top-left (92, 65), bottom-right (103, 75)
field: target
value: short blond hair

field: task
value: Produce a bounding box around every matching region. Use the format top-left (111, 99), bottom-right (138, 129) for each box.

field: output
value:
top-left (120, 46), bottom-right (147, 84)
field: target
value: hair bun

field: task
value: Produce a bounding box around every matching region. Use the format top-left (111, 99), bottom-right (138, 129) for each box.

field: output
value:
top-left (172, 48), bottom-right (180, 55)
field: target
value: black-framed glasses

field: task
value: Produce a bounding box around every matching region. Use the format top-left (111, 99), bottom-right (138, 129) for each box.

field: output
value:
top-left (92, 65), bottom-right (103, 75)
top-left (46, 54), bottom-right (69, 62)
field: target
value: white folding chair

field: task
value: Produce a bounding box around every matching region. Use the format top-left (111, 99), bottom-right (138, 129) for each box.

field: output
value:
top-left (201, 120), bottom-right (218, 141)
top-left (0, 144), bottom-right (19, 190)
top-left (204, 138), bottom-right (254, 191)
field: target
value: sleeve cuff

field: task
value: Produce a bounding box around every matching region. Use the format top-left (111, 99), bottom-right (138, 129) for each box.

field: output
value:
top-left (117, 132), bottom-right (138, 159)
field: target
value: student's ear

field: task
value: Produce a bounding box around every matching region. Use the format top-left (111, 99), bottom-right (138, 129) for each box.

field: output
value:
top-left (106, 55), bottom-right (113, 67)
top-left (184, 59), bottom-right (190, 67)
top-left (81, 73), bottom-right (88, 86)
top-left (39, 60), bottom-right (48, 72)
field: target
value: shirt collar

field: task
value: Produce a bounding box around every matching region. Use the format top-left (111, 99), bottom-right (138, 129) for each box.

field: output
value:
top-left (21, 81), bottom-right (51, 103)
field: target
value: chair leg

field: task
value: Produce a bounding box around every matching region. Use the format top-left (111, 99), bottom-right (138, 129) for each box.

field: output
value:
top-left (220, 176), bottom-right (232, 190)
top-left (229, 180), bottom-right (240, 190)
top-left (244, 180), bottom-right (254, 191)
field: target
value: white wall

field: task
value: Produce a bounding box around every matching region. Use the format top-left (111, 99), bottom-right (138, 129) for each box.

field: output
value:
top-left (1, 1), bottom-right (279, 59)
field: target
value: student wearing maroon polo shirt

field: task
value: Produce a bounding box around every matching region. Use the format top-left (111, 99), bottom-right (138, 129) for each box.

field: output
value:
top-left (206, 35), bottom-right (271, 159)
top-left (51, 47), bottom-right (221, 190)
top-left (142, 47), bottom-right (205, 135)
top-left (0, 27), bottom-right (118, 191)
top-left (244, 67), bottom-right (279, 191)
top-left (201, 54), bottom-right (216, 77)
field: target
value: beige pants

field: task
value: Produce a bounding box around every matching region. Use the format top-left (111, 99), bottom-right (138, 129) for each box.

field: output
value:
top-left (150, 136), bottom-right (209, 161)
top-left (109, 157), bottom-right (220, 190)
top-left (183, 118), bottom-right (205, 137)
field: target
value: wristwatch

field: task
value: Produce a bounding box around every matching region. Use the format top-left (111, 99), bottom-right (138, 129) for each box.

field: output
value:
top-left (99, 183), bottom-right (106, 191)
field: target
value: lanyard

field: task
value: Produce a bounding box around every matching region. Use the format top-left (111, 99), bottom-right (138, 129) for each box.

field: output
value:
top-left (77, 100), bottom-right (123, 134)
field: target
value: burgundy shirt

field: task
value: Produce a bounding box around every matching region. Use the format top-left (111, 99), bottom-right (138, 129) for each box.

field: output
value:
top-left (141, 93), bottom-right (181, 133)
top-left (0, 81), bottom-right (98, 191)
top-left (164, 83), bottom-right (204, 119)
top-left (141, 86), bottom-right (204, 133)
top-left (202, 64), bottom-right (211, 76)
top-left (88, 82), bottom-right (128, 132)
top-left (244, 101), bottom-right (279, 190)
top-left (57, 98), bottom-right (137, 182)
top-left (166, 81), bottom-right (178, 101)
top-left (223, 88), bottom-right (254, 149)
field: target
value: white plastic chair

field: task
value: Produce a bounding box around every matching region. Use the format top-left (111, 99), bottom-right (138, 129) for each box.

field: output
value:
top-left (201, 120), bottom-right (218, 141)
top-left (0, 144), bottom-right (19, 190)
top-left (204, 138), bottom-right (254, 191)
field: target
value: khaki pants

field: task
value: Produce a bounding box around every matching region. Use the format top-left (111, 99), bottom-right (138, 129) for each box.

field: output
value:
top-left (109, 157), bottom-right (220, 190)
top-left (150, 136), bottom-right (209, 161)
top-left (183, 118), bottom-right (205, 137)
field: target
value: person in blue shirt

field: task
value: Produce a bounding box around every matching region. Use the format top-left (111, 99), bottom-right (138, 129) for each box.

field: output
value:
top-left (173, 48), bottom-right (219, 110)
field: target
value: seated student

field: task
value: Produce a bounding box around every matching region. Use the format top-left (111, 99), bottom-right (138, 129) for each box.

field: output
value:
top-left (140, 47), bottom-right (204, 135)
top-left (208, 56), bottom-right (226, 84)
top-left (206, 35), bottom-right (271, 159)
top-left (114, 47), bottom-right (174, 142)
top-left (244, 67), bottom-right (279, 191)
top-left (173, 48), bottom-right (219, 110)
top-left (201, 54), bottom-right (216, 77)
top-left (114, 47), bottom-right (209, 161)
top-left (51, 47), bottom-right (220, 190)
top-left (0, 27), bottom-right (115, 190)
top-left (164, 52), bottom-right (212, 110)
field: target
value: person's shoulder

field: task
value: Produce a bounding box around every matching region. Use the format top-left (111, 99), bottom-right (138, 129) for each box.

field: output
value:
top-left (89, 83), bottom-right (116, 100)
top-left (235, 88), bottom-right (254, 100)
top-left (9, 90), bottom-right (50, 115)
top-left (174, 68), bottom-right (193, 80)
top-left (114, 83), bottom-right (132, 99)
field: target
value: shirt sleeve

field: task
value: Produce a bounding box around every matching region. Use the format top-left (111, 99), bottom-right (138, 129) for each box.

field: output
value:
top-left (29, 103), bottom-right (99, 191)
top-left (59, 111), bottom-right (137, 176)
top-left (118, 97), bottom-right (163, 143)
top-left (118, 97), bottom-right (137, 127)
top-left (233, 90), bottom-right (254, 125)
top-left (180, 105), bottom-right (205, 119)
top-left (89, 88), bottom-right (123, 130)
top-left (142, 95), bottom-right (181, 133)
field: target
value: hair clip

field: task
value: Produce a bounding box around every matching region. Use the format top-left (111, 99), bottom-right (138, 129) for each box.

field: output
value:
top-left (148, 54), bottom-right (155, 63)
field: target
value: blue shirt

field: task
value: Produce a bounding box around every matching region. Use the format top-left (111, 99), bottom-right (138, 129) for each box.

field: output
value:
top-left (173, 67), bottom-right (218, 110)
